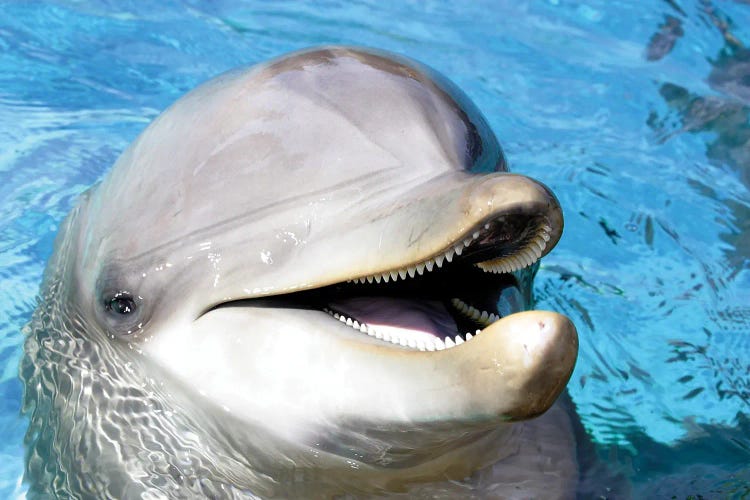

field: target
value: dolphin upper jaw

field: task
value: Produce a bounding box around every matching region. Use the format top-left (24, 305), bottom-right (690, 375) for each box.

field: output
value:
top-left (159, 170), bottom-right (565, 313)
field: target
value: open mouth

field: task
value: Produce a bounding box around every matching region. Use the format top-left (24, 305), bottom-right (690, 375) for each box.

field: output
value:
top-left (215, 210), bottom-right (557, 352)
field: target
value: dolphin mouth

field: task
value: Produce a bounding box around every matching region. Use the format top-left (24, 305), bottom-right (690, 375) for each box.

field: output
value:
top-left (211, 209), bottom-right (557, 351)
top-left (158, 174), bottom-right (575, 434)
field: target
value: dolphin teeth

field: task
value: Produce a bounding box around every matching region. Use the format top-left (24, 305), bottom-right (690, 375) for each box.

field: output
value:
top-left (526, 248), bottom-right (537, 264)
top-left (471, 220), bottom-right (553, 275)
top-left (444, 336), bottom-right (456, 348)
top-left (463, 238), bottom-right (472, 247)
top-left (450, 297), bottom-right (500, 327)
top-left (533, 235), bottom-right (547, 251)
top-left (513, 253), bottom-right (526, 269)
top-left (398, 269), bottom-right (407, 280)
top-left (508, 255), bottom-right (522, 272)
top-left (465, 333), bottom-right (473, 341)
top-left (425, 260), bottom-right (434, 272)
top-left (454, 245), bottom-right (463, 256)
top-left (519, 252), bottom-right (532, 268)
top-left (327, 307), bottom-right (442, 352)
top-left (434, 338), bottom-right (445, 350)
top-left (435, 255), bottom-right (445, 268)
top-left (454, 335), bottom-right (464, 345)
top-left (407, 266), bottom-right (416, 278)
top-left (445, 249), bottom-right (455, 263)
top-left (390, 270), bottom-right (399, 281)
top-left (416, 263), bottom-right (426, 275)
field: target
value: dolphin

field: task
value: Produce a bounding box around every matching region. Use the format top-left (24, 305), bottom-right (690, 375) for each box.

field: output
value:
top-left (21, 46), bottom-right (578, 498)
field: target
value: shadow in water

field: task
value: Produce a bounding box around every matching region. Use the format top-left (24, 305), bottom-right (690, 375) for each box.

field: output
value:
top-left (566, 391), bottom-right (750, 497)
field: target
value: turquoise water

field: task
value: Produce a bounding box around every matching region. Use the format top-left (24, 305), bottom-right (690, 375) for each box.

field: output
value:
top-left (1, 0), bottom-right (749, 497)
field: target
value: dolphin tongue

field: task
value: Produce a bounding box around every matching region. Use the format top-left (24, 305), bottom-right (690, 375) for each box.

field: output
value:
top-left (328, 296), bottom-right (459, 344)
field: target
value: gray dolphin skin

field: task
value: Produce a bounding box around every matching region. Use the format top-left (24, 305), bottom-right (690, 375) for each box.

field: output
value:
top-left (21, 46), bottom-right (579, 498)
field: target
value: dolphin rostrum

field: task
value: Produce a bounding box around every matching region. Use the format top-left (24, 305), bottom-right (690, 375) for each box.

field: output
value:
top-left (21, 46), bottom-right (579, 498)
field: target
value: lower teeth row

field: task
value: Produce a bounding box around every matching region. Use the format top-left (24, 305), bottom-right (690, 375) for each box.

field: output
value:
top-left (450, 298), bottom-right (500, 325)
top-left (323, 309), bottom-right (481, 351)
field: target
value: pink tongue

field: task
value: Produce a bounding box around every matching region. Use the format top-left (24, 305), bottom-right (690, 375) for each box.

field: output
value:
top-left (328, 296), bottom-right (459, 344)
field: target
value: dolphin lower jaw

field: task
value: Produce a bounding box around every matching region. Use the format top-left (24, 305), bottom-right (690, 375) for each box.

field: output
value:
top-left (145, 304), bottom-right (576, 463)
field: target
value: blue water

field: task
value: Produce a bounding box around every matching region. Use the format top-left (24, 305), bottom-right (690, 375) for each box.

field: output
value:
top-left (1, 0), bottom-right (749, 497)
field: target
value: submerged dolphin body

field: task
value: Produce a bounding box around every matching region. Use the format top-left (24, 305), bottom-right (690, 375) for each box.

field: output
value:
top-left (21, 47), bottom-right (579, 498)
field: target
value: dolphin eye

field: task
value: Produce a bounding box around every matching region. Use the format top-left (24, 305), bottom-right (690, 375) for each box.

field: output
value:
top-left (105, 292), bottom-right (137, 317)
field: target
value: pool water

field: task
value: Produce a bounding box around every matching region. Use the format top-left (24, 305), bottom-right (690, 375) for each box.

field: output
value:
top-left (1, 0), bottom-right (749, 497)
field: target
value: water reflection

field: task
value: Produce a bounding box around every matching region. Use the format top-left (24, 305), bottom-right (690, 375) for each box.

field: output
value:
top-left (596, 1), bottom-right (750, 494)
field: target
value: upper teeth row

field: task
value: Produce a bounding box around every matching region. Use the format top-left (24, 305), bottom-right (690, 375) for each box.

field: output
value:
top-left (475, 225), bottom-right (551, 274)
top-left (450, 298), bottom-right (500, 325)
top-left (323, 308), bottom-right (482, 351)
top-left (348, 227), bottom-right (486, 285)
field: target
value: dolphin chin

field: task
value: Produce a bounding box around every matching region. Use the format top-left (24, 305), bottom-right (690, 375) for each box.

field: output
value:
top-left (22, 46), bottom-right (579, 498)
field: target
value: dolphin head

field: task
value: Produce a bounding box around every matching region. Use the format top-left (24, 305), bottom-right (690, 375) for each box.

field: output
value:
top-left (24, 46), bottom-right (577, 494)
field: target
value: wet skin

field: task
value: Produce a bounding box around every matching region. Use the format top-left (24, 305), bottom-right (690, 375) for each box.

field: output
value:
top-left (22, 46), bottom-right (578, 498)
